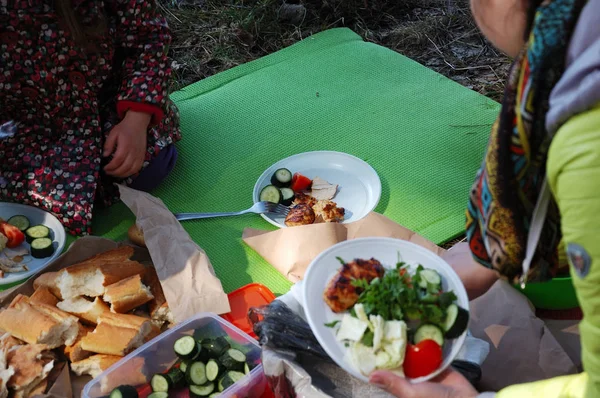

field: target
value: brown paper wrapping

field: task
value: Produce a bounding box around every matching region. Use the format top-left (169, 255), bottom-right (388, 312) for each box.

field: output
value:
top-left (243, 212), bottom-right (445, 282)
top-left (118, 185), bottom-right (230, 320)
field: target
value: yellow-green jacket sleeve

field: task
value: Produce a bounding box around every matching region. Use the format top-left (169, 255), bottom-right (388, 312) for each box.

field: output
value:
top-left (496, 105), bottom-right (600, 398)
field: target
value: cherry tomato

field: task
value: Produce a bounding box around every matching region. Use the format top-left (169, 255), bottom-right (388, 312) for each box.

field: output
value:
top-left (0, 222), bottom-right (25, 248)
top-left (290, 173), bottom-right (312, 192)
top-left (403, 339), bottom-right (443, 378)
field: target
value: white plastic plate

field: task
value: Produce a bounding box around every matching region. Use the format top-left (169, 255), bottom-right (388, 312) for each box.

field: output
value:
top-left (0, 202), bottom-right (66, 285)
top-left (303, 237), bottom-right (469, 383)
top-left (253, 151), bottom-right (381, 228)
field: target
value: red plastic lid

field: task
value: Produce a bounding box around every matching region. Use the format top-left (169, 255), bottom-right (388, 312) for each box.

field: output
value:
top-left (222, 283), bottom-right (276, 339)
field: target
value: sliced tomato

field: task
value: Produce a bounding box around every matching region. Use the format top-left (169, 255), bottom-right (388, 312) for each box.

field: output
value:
top-left (403, 339), bottom-right (443, 379)
top-left (290, 173), bottom-right (312, 192)
top-left (0, 222), bottom-right (25, 248)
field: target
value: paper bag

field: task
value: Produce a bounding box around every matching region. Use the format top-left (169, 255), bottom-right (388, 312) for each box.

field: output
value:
top-left (243, 212), bottom-right (444, 282)
top-left (119, 185), bottom-right (230, 320)
top-left (469, 280), bottom-right (578, 391)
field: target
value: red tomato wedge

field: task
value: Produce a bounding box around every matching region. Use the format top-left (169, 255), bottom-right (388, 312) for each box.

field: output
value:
top-left (290, 173), bottom-right (312, 192)
top-left (0, 222), bottom-right (25, 248)
top-left (403, 339), bottom-right (443, 379)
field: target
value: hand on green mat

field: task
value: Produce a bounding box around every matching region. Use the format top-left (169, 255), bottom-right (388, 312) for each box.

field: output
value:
top-left (104, 110), bottom-right (151, 178)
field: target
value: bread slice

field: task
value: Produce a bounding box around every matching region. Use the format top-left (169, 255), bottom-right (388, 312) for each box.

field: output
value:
top-left (80, 313), bottom-right (153, 356)
top-left (70, 354), bottom-right (122, 379)
top-left (30, 302), bottom-right (80, 346)
top-left (57, 296), bottom-right (110, 325)
top-left (7, 344), bottom-right (53, 391)
top-left (104, 274), bottom-right (154, 313)
top-left (32, 272), bottom-right (62, 300)
top-left (144, 267), bottom-right (173, 325)
top-left (30, 287), bottom-right (59, 307)
top-left (64, 326), bottom-right (93, 363)
top-left (0, 303), bottom-right (68, 349)
top-left (55, 260), bottom-right (146, 299)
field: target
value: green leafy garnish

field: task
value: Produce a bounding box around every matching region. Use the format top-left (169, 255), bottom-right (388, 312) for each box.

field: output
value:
top-left (336, 256), bottom-right (346, 265)
top-left (324, 320), bottom-right (340, 328)
top-left (361, 330), bottom-right (374, 347)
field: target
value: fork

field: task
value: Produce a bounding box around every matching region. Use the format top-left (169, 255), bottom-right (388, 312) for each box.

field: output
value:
top-left (175, 201), bottom-right (290, 221)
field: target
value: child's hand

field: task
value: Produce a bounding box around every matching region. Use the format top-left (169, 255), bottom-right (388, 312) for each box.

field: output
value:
top-left (103, 111), bottom-right (151, 178)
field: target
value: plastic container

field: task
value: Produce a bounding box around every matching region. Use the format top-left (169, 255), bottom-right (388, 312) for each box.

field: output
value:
top-left (222, 283), bottom-right (276, 339)
top-left (82, 313), bottom-right (268, 398)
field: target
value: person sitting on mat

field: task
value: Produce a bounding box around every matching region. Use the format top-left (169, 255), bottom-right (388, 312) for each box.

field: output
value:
top-left (370, 0), bottom-right (600, 397)
top-left (0, 0), bottom-right (181, 235)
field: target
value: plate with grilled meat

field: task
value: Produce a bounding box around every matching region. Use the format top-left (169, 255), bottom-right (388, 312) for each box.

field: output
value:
top-left (252, 151), bottom-right (381, 228)
top-left (303, 238), bottom-right (469, 383)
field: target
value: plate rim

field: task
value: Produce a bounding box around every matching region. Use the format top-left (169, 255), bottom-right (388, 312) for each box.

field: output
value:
top-left (252, 151), bottom-right (382, 228)
top-left (0, 202), bottom-right (67, 286)
top-left (302, 237), bottom-right (469, 383)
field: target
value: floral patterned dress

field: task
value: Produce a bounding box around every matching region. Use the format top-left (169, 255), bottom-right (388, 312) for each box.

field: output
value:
top-left (0, 0), bottom-right (181, 236)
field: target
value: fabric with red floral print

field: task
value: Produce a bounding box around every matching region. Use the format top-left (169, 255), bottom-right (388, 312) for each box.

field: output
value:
top-left (0, 0), bottom-right (182, 236)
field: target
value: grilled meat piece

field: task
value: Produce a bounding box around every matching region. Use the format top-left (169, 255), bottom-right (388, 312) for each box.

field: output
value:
top-left (284, 204), bottom-right (316, 227)
top-left (313, 200), bottom-right (345, 223)
top-left (323, 258), bottom-right (385, 313)
top-left (293, 192), bottom-right (317, 208)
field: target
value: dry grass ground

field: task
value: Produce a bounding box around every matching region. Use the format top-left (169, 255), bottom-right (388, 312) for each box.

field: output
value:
top-left (163, 0), bottom-right (511, 102)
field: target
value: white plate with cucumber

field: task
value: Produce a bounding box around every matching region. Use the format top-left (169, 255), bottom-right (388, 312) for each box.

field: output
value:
top-left (0, 202), bottom-right (66, 285)
top-left (303, 238), bottom-right (470, 383)
top-left (252, 151), bottom-right (381, 228)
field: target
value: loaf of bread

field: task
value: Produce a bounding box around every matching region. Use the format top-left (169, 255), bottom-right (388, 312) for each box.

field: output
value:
top-left (57, 297), bottom-right (110, 325)
top-left (70, 354), bottom-right (122, 379)
top-left (127, 224), bottom-right (146, 248)
top-left (80, 313), bottom-right (153, 356)
top-left (104, 274), bottom-right (153, 314)
top-left (144, 267), bottom-right (173, 325)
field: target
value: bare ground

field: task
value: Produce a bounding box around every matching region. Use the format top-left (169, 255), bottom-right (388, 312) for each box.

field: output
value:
top-left (163, 0), bottom-right (511, 102)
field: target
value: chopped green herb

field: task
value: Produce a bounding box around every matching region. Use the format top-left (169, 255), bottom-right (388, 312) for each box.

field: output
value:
top-left (438, 291), bottom-right (458, 309)
top-left (336, 256), bottom-right (346, 265)
top-left (361, 330), bottom-right (374, 347)
top-left (324, 320), bottom-right (340, 328)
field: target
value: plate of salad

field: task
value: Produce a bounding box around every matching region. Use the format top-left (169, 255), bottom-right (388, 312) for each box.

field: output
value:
top-left (252, 151), bottom-right (381, 228)
top-left (303, 237), bottom-right (469, 383)
top-left (0, 202), bottom-right (66, 285)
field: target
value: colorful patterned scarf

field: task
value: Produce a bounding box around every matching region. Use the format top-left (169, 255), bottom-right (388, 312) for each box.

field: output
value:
top-left (466, 0), bottom-right (587, 283)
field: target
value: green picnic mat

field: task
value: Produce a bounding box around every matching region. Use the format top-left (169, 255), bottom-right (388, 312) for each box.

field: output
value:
top-left (91, 28), bottom-right (499, 296)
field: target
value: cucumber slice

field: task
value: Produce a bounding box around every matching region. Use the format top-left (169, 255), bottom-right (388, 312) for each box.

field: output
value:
top-left (218, 349), bottom-right (246, 371)
top-left (180, 360), bottom-right (191, 373)
top-left (443, 304), bottom-right (469, 338)
top-left (25, 225), bottom-right (50, 244)
top-left (414, 324), bottom-right (445, 346)
top-left (217, 371), bottom-right (245, 392)
top-left (186, 361), bottom-right (208, 386)
top-left (270, 168), bottom-right (293, 188)
top-left (206, 359), bottom-right (222, 382)
top-left (166, 367), bottom-right (184, 387)
top-left (147, 393), bottom-right (169, 398)
top-left (201, 337), bottom-right (230, 358)
top-left (209, 394), bottom-right (221, 398)
top-left (419, 269), bottom-right (442, 292)
top-left (189, 382), bottom-right (215, 397)
top-left (244, 363), bottom-right (250, 375)
top-left (259, 185), bottom-right (282, 204)
top-left (174, 336), bottom-right (200, 360)
top-left (7, 215), bottom-right (30, 232)
top-left (30, 238), bottom-right (54, 259)
top-left (280, 188), bottom-right (295, 206)
top-left (150, 374), bottom-right (170, 393)
top-left (109, 385), bottom-right (138, 398)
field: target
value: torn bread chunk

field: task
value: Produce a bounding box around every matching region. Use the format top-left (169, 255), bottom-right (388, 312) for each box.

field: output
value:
top-left (29, 302), bottom-right (80, 346)
top-left (144, 267), bottom-right (173, 326)
top-left (64, 326), bottom-right (93, 363)
top-left (57, 296), bottom-right (110, 325)
top-left (81, 313), bottom-right (153, 356)
top-left (55, 260), bottom-right (146, 299)
top-left (104, 274), bottom-right (154, 314)
top-left (30, 287), bottom-right (59, 307)
top-left (7, 344), bottom-right (53, 392)
top-left (0, 301), bottom-right (75, 349)
top-left (32, 272), bottom-right (62, 300)
top-left (70, 354), bottom-right (122, 379)
top-left (310, 176), bottom-right (338, 200)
